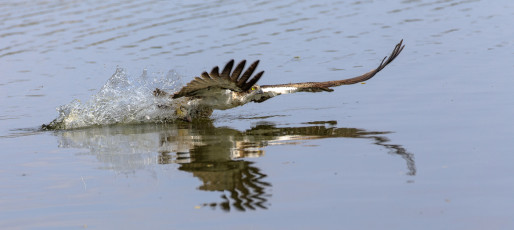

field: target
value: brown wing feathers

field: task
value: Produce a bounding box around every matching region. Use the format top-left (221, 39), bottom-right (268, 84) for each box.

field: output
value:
top-left (172, 59), bottom-right (264, 98)
top-left (231, 60), bottom-right (246, 81)
top-left (325, 39), bottom-right (404, 85)
top-left (169, 40), bottom-right (404, 99)
top-left (261, 40), bottom-right (404, 91)
top-left (220, 59), bottom-right (234, 79)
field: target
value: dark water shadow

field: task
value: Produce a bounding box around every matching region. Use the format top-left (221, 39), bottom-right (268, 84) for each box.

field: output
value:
top-left (51, 120), bottom-right (415, 212)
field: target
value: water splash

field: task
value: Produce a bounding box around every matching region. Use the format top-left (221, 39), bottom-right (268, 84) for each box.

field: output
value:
top-left (43, 67), bottom-right (183, 129)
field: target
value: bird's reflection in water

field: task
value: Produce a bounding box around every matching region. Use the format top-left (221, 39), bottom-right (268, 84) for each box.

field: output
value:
top-left (54, 120), bottom-right (415, 212)
top-left (180, 161), bottom-right (269, 212)
top-left (157, 124), bottom-right (273, 212)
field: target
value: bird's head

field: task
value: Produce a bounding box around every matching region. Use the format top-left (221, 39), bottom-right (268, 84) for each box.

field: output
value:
top-left (246, 84), bottom-right (264, 99)
top-left (234, 84), bottom-right (264, 103)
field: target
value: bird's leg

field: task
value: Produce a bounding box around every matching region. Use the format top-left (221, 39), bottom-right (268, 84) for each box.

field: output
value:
top-left (184, 115), bottom-right (192, 122)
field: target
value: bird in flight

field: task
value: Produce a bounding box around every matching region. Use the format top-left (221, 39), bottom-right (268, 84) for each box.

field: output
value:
top-left (154, 40), bottom-right (405, 121)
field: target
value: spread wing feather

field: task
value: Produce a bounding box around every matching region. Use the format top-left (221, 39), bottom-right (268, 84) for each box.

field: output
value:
top-left (156, 40), bottom-right (404, 104)
top-left (171, 59), bottom-right (264, 99)
top-left (256, 40), bottom-right (405, 102)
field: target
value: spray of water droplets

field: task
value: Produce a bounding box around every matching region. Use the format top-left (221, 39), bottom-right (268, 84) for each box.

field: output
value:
top-left (44, 67), bottom-right (183, 129)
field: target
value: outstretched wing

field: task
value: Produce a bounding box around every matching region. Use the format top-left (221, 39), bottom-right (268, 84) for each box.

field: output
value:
top-left (255, 40), bottom-right (405, 103)
top-left (171, 60), bottom-right (264, 99)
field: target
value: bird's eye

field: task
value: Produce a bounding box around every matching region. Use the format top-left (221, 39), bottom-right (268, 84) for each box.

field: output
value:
top-left (251, 87), bottom-right (256, 91)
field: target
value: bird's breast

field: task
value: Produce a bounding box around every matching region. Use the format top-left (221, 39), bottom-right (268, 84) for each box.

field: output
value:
top-left (196, 89), bottom-right (244, 110)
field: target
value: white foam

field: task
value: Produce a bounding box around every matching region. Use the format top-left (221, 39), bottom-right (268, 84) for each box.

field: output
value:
top-left (46, 67), bottom-right (183, 129)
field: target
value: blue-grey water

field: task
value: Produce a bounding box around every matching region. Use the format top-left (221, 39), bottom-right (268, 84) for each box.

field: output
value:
top-left (1, 0), bottom-right (514, 229)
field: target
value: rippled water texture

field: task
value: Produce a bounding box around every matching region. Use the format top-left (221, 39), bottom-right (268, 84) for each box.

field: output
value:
top-left (1, 0), bottom-right (514, 229)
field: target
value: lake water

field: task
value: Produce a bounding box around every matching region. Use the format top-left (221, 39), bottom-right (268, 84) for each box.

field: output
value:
top-left (1, 0), bottom-right (514, 229)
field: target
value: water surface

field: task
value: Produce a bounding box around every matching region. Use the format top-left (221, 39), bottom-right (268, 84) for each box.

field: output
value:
top-left (1, 0), bottom-right (514, 229)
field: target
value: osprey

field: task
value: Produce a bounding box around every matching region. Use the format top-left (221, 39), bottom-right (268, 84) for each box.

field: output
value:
top-left (154, 40), bottom-right (404, 121)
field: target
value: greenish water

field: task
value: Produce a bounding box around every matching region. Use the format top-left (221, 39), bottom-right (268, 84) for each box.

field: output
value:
top-left (1, 0), bottom-right (514, 229)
